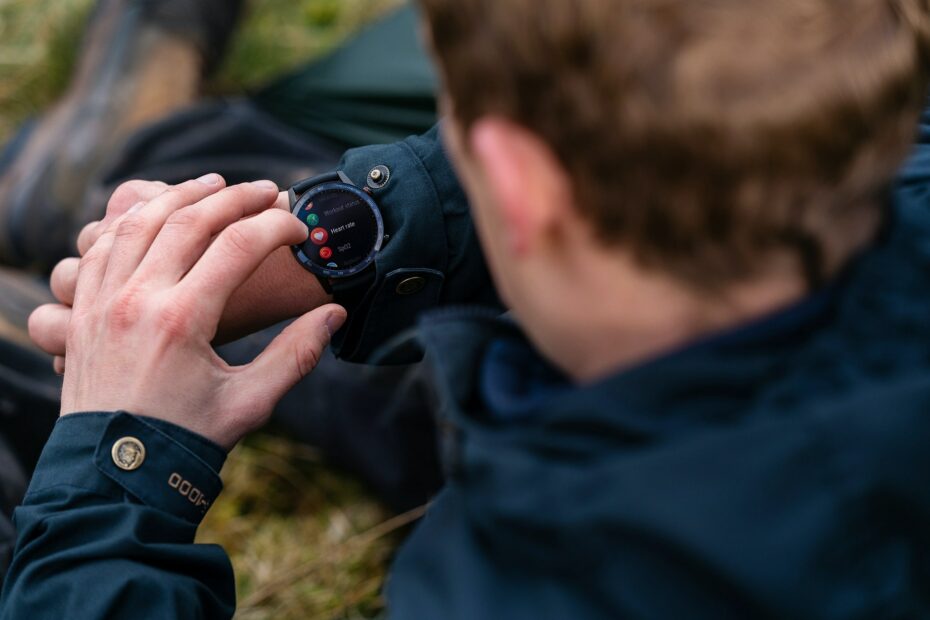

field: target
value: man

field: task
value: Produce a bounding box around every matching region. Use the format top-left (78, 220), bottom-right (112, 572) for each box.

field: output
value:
top-left (5, 0), bottom-right (930, 618)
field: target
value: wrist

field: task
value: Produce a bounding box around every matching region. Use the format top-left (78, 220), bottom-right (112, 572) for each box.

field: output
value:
top-left (214, 244), bottom-right (332, 344)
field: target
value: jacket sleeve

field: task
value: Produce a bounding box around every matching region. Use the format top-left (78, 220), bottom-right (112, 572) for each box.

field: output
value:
top-left (328, 124), bottom-right (501, 362)
top-left (0, 413), bottom-right (235, 620)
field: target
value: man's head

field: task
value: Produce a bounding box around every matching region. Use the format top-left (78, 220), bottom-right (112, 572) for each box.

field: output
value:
top-left (419, 0), bottom-right (930, 379)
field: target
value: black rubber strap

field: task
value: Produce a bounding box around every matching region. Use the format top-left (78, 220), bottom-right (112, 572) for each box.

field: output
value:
top-left (330, 267), bottom-right (377, 313)
top-left (290, 170), bottom-right (350, 195)
top-left (291, 172), bottom-right (337, 195)
top-left (315, 273), bottom-right (334, 294)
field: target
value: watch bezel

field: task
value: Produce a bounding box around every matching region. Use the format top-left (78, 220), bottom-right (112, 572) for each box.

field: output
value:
top-left (290, 181), bottom-right (384, 279)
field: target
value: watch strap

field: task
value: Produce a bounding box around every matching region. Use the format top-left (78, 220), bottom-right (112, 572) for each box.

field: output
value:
top-left (329, 266), bottom-right (377, 311)
top-left (290, 170), bottom-right (352, 195)
top-left (315, 272), bottom-right (333, 294)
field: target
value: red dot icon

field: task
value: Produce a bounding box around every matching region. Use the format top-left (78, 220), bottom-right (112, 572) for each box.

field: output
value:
top-left (319, 247), bottom-right (333, 260)
top-left (309, 227), bottom-right (329, 245)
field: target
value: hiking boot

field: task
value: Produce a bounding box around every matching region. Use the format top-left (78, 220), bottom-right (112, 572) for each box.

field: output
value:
top-left (0, 0), bottom-right (243, 270)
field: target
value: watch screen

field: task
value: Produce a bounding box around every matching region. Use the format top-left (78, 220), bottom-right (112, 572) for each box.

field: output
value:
top-left (293, 184), bottom-right (383, 277)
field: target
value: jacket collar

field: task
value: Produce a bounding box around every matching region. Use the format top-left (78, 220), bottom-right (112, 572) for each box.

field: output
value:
top-left (415, 191), bottom-right (930, 456)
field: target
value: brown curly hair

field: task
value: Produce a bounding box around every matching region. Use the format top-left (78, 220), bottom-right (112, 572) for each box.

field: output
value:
top-left (419, 0), bottom-right (930, 288)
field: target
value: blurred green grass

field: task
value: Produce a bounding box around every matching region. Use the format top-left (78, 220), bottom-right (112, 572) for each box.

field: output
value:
top-left (0, 0), bottom-right (404, 140)
top-left (207, 434), bottom-right (419, 620)
top-left (0, 0), bottom-right (92, 140)
top-left (0, 1), bottom-right (407, 618)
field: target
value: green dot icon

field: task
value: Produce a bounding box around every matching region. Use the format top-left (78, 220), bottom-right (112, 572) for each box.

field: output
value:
top-left (306, 213), bottom-right (320, 226)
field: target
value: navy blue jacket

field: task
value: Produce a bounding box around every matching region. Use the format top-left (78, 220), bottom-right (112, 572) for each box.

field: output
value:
top-left (2, 112), bottom-right (930, 617)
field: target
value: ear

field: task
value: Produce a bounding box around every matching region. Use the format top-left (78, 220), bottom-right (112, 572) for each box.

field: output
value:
top-left (469, 118), bottom-right (573, 256)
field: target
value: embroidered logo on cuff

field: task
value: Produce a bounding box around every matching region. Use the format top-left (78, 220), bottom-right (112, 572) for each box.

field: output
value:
top-left (111, 437), bottom-right (146, 471)
top-left (168, 472), bottom-right (212, 513)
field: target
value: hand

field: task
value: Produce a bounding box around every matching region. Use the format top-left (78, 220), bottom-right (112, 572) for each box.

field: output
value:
top-left (31, 177), bottom-right (328, 371)
top-left (33, 175), bottom-right (346, 449)
top-left (32, 178), bottom-right (176, 371)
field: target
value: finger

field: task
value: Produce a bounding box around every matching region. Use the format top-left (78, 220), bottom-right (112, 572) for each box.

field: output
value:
top-left (53, 356), bottom-right (65, 375)
top-left (28, 303), bottom-right (72, 356)
top-left (78, 181), bottom-right (279, 258)
top-left (106, 179), bottom-right (170, 217)
top-left (137, 180), bottom-right (280, 285)
top-left (99, 174), bottom-right (227, 294)
top-left (235, 304), bottom-right (346, 418)
top-left (174, 208), bottom-right (308, 324)
top-left (50, 257), bottom-right (80, 306)
top-left (77, 180), bottom-right (170, 255)
top-left (76, 221), bottom-right (102, 257)
top-left (78, 207), bottom-right (144, 262)
top-left (72, 221), bottom-right (119, 311)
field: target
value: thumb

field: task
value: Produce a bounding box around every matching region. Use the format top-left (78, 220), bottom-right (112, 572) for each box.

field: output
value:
top-left (237, 303), bottom-right (347, 410)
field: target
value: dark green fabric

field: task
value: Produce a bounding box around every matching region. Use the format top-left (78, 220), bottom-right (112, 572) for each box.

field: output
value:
top-left (253, 4), bottom-right (438, 149)
top-left (331, 125), bottom-right (499, 361)
top-left (1, 414), bottom-right (234, 619)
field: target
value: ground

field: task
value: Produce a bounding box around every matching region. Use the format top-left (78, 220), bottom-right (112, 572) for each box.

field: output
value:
top-left (0, 1), bottom-right (409, 618)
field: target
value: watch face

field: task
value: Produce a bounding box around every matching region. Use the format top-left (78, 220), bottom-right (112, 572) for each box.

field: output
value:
top-left (291, 182), bottom-right (384, 278)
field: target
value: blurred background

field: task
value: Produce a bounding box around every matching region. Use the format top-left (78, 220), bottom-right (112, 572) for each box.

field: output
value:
top-left (0, 0), bottom-right (403, 140)
top-left (0, 1), bottom-right (413, 618)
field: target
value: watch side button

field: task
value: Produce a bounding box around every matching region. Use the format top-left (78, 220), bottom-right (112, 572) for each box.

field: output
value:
top-left (395, 276), bottom-right (426, 296)
top-left (367, 165), bottom-right (391, 189)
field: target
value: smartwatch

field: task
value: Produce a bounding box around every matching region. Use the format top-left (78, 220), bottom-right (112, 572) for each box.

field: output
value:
top-left (288, 171), bottom-right (386, 308)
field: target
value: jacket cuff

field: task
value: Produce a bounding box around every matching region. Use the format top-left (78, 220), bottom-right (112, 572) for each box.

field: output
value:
top-left (330, 125), bottom-right (465, 361)
top-left (26, 412), bottom-right (226, 525)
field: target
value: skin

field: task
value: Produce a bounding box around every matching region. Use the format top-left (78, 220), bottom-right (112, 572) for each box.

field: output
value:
top-left (33, 180), bottom-right (329, 371)
top-left (29, 174), bottom-right (344, 449)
